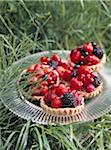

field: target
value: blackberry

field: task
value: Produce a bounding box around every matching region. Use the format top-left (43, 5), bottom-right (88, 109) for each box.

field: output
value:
top-left (80, 48), bottom-right (88, 57)
top-left (72, 69), bottom-right (77, 77)
top-left (93, 47), bottom-right (103, 59)
top-left (48, 60), bottom-right (58, 69)
top-left (91, 42), bottom-right (97, 48)
top-left (92, 76), bottom-right (101, 87)
top-left (61, 92), bottom-right (77, 108)
top-left (31, 99), bottom-right (40, 107)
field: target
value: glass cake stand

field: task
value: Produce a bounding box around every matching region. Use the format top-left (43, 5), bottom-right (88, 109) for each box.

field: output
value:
top-left (0, 51), bottom-right (111, 125)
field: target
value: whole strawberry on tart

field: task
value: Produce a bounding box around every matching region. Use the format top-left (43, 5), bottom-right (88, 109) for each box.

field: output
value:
top-left (69, 42), bottom-right (106, 71)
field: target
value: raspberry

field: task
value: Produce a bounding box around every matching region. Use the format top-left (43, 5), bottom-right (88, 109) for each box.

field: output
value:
top-left (86, 84), bottom-right (95, 93)
top-left (51, 54), bottom-right (61, 63)
top-left (40, 56), bottom-right (50, 64)
top-left (55, 84), bottom-right (69, 96)
top-left (51, 97), bottom-right (62, 108)
top-left (56, 66), bottom-right (65, 79)
top-left (62, 69), bottom-right (72, 81)
top-left (78, 66), bottom-right (92, 75)
top-left (83, 42), bottom-right (93, 52)
top-left (70, 49), bottom-right (82, 63)
top-left (61, 92), bottom-right (77, 108)
top-left (85, 54), bottom-right (100, 65)
top-left (70, 78), bottom-right (83, 90)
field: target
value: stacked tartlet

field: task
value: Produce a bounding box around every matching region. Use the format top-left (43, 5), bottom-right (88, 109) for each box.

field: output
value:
top-left (18, 42), bottom-right (105, 116)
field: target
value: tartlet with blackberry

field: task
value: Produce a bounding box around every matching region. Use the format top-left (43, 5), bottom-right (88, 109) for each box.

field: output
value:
top-left (69, 42), bottom-right (106, 71)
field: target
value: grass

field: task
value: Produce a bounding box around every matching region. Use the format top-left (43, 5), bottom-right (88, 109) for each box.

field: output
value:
top-left (0, 0), bottom-right (111, 149)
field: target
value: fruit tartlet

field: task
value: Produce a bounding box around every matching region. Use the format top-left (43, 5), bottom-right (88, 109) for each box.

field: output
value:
top-left (69, 42), bottom-right (106, 71)
top-left (60, 65), bottom-right (103, 99)
top-left (41, 84), bottom-right (84, 116)
top-left (18, 64), bottom-right (60, 102)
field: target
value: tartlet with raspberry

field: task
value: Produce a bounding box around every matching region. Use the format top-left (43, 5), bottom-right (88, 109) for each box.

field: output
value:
top-left (40, 84), bottom-right (84, 116)
top-left (69, 42), bottom-right (106, 71)
top-left (59, 65), bottom-right (103, 99)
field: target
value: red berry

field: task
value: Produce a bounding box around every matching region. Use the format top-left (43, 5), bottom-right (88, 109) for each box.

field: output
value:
top-left (83, 42), bottom-right (93, 52)
top-left (60, 61), bottom-right (71, 69)
top-left (70, 78), bottom-right (83, 90)
top-left (79, 74), bottom-right (86, 83)
top-left (51, 97), bottom-right (62, 108)
top-left (86, 74), bottom-right (94, 83)
top-left (44, 91), bottom-right (56, 106)
top-left (41, 81), bottom-right (48, 86)
top-left (49, 71), bottom-right (57, 81)
top-left (40, 85), bottom-right (48, 95)
top-left (34, 64), bottom-right (42, 71)
top-left (56, 66), bottom-right (65, 78)
top-left (78, 66), bottom-right (92, 75)
top-left (70, 49), bottom-right (82, 63)
top-left (55, 84), bottom-right (68, 96)
top-left (51, 54), bottom-right (61, 63)
top-left (40, 57), bottom-right (50, 64)
top-left (86, 84), bottom-right (95, 93)
top-left (47, 76), bottom-right (55, 85)
top-left (85, 55), bottom-right (100, 65)
top-left (62, 69), bottom-right (72, 81)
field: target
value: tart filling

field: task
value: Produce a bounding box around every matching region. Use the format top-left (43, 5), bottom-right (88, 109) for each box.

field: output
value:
top-left (69, 42), bottom-right (106, 71)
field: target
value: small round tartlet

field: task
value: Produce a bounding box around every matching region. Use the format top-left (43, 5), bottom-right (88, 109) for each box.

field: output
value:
top-left (40, 90), bottom-right (84, 116)
top-left (69, 42), bottom-right (106, 71)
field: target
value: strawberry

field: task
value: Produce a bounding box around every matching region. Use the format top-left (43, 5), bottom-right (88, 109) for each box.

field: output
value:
top-left (34, 64), bottom-right (42, 71)
top-left (83, 42), bottom-right (93, 52)
top-left (70, 78), bottom-right (83, 90)
top-left (40, 56), bottom-right (50, 64)
top-left (86, 74), bottom-right (94, 83)
top-left (51, 54), bottom-right (61, 63)
top-left (70, 49), bottom-right (82, 63)
top-left (40, 86), bottom-right (48, 95)
top-left (51, 96), bottom-right (62, 108)
top-left (86, 84), bottom-right (95, 93)
top-left (85, 54), bottom-right (100, 65)
top-left (79, 74), bottom-right (86, 83)
top-left (55, 84), bottom-right (69, 96)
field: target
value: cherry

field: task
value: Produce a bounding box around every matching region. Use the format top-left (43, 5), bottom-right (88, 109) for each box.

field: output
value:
top-left (83, 42), bottom-right (93, 53)
top-left (51, 54), bottom-right (61, 63)
top-left (70, 78), bottom-right (83, 90)
top-left (86, 84), bottom-right (95, 93)
top-left (55, 84), bottom-right (68, 96)
top-left (51, 97), bottom-right (62, 108)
